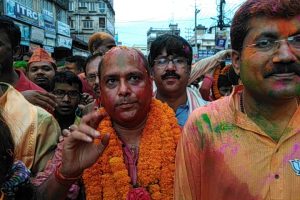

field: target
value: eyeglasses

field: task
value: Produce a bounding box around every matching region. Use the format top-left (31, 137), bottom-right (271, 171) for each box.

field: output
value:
top-left (154, 57), bottom-right (188, 69)
top-left (247, 34), bottom-right (300, 52)
top-left (86, 73), bottom-right (98, 82)
top-left (52, 90), bottom-right (80, 99)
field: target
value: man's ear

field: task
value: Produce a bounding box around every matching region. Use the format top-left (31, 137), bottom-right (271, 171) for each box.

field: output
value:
top-left (12, 46), bottom-right (21, 59)
top-left (231, 50), bottom-right (241, 76)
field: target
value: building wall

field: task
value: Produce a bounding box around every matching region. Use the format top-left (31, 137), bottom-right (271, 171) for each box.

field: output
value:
top-left (1, 0), bottom-right (71, 54)
top-left (68, 0), bottom-right (115, 44)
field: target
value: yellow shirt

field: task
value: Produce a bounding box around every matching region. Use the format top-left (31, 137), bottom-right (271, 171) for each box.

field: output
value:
top-left (0, 83), bottom-right (60, 176)
top-left (175, 86), bottom-right (300, 200)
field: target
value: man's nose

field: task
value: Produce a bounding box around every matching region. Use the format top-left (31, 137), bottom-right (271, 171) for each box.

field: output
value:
top-left (165, 60), bottom-right (176, 71)
top-left (118, 80), bottom-right (130, 96)
top-left (273, 41), bottom-right (297, 63)
top-left (62, 94), bottom-right (71, 102)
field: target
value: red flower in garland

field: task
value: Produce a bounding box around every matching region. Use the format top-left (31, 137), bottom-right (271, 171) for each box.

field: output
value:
top-left (126, 187), bottom-right (151, 200)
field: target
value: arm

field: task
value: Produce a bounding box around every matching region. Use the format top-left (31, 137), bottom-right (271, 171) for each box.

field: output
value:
top-left (31, 110), bottom-right (61, 176)
top-left (189, 49), bottom-right (233, 85)
top-left (35, 111), bottom-right (109, 200)
top-left (21, 90), bottom-right (57, 112)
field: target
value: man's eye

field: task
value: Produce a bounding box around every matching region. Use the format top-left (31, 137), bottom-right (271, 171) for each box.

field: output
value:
top-left (69, 91), bottom-right (79, 97)
top-left (174, 58), bottom-right (186, 64)
top-left (30, 67), bottom-right (38, 72)
top-left (129, 75), bottom-right (140, 82)
top-left (291, 35), bottom-right (300, 46)
top-left (255, 39), bottom-right (273, 48)
top-left (156, 58), bottom-right (168, 65)
top-left (106, 79), bottom-right (117, 85)
top-left (53, 90), bottom-right (64, 95)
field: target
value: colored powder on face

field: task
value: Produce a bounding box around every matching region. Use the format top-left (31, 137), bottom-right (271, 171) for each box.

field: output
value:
top-left (201, 113), bottom-right (213, 132)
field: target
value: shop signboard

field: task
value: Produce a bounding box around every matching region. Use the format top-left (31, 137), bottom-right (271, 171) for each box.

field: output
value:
top-left (14, 21), bottom-right (30, 46)
top-left (31, 26), bottom-right (45, 44)
top-left (56, 35), bottom-right (72, 49)
top-left (57, 21), bottom-right (70, 37)
top-left (5, 0), bottom-right (41, 27)
top-left (43, 10), bottom-right (56, 39)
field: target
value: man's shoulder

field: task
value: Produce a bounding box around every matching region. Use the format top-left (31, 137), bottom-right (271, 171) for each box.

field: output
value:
top-left (193, 96), bottom-right (231, 115)
top-left (185, 96), bottom-right (234, 131)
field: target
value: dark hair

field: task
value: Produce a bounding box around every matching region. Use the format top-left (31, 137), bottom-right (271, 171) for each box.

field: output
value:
top-left (0, 120), bottom-right (15, 182)
top-left (0, 116), bottom-right (35, 199)
top-left (231, 0), bottom-right (300, 52)
top-left (84, 52), bottom-right (103, 74)
top-left (0, 16), bottom-right (21, 49)
top-left (98, 46), bottom-right (151, 77)
top-left (148, 34), bottom-right (193, 68)
top-left (51, 71), bottom-right (83, 93)
top-left (65, 55), bottom-right (87, 72)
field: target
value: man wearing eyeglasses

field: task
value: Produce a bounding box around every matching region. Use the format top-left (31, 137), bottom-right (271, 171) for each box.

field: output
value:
top-left (175, 0), bottom-right (300, 199)
top-left (85, 53), bottom-right (103, 100)
top-left (52, 71), bottom-right (82, 130)
top-left (148, 34), bottom-right (207, 127)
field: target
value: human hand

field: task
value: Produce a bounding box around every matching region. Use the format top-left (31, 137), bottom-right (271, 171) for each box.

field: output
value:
top-left (21, 90), bottom-right (57, 111)
top-left (81, 93), bottom-right (94, 105)
top-left (60, 111), bottom-right (109, 177)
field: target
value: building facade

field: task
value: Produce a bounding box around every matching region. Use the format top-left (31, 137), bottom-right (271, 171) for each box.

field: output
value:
top-left (1, 0), bottom-right (72, 55)
top-left (68, 0), bottom-right (115, 47)
top-left (146, 23), bottom-right (180, 54)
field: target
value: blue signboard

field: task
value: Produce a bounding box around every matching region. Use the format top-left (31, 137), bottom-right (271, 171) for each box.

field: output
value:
top-left (14, 21), bottom-right (30, 46)
top-left (5, 0), bottom-right (41, 27)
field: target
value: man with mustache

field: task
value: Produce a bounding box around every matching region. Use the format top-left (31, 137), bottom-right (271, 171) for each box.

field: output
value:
top-left (27, 47), bottom-right (56, 92)
top-left (148, 34), bottom-right (207, 127)
top-left (34, 46), bottom-right (181, 199)
top-left (175, 0), bottom-right (300, 199)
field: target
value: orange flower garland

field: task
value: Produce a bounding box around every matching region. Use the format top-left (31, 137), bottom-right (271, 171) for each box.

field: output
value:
top-left (83, 99), bottom-right (181, 200)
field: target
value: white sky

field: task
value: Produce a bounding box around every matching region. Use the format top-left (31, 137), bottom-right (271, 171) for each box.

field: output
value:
top-left (114, 0), bottom-right (245, 46)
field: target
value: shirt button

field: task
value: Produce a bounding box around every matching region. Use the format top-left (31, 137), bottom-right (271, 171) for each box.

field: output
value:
top-left (275, 174), bottom-right (280, 179)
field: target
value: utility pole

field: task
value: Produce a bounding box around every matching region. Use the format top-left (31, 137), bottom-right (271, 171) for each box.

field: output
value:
top-left (218, 0), bottom-right (225, 30)
top-left (195, 1), bottom-right (200, 57)
top-left (217, 0), bottom-right (230, 30)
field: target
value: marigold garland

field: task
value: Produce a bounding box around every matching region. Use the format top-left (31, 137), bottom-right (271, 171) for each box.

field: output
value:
top-left (212, 64), bottom-right (232, 100)
top-left (83, 99), bottom-right (181, 200)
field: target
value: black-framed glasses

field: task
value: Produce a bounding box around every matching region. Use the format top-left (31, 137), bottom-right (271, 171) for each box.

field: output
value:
top-left (247, 34), bottom-right (300, 52)
top-left (52, 90), bottom-right (80, 99)
top-left (154, 57), bottom-right (188, 69)
top-left (86, 73), bottom-right (98, 82)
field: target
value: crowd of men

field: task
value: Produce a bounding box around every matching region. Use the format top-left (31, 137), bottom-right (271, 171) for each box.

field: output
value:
top-left (0, 0), bottom-right (299, 199)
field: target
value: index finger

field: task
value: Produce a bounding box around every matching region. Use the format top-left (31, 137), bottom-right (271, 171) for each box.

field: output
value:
top-left (80, 111), bottom-right (107, 129)
top-left (43, 92), bottom-right (57, 100)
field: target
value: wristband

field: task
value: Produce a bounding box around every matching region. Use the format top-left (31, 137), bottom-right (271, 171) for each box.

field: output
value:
top-left (54, 164), bottom-right (81, 186)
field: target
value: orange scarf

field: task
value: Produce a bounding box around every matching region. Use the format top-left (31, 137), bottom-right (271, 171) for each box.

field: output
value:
top-left (83, 99), bottom-right (181, 199)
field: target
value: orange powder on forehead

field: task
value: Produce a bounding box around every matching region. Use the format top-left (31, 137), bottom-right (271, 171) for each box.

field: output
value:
top-left (276, 18), bottom-right (298, 36)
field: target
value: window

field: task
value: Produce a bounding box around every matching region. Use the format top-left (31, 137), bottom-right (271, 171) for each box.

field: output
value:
top-left (99, 17), bottom-right (105, 28)
top-left (70, 20), bottom-right (75, 29)
top-left (88, 2), bottom-right (96, 12)
top-left (83, 20), bottom-right (93, 29)
top-left (40, 0), bottom-right (52, 12)
top-left (99, 2), bottom-right (106, 13)
top-left (69, 1), bottom-right (74, 11)
top-left (79, 2), bottom-right (87, 8)
top-left (16, 0), bottom-right (33, 8)
top-left (56, 5), bottom-right (67, 23)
